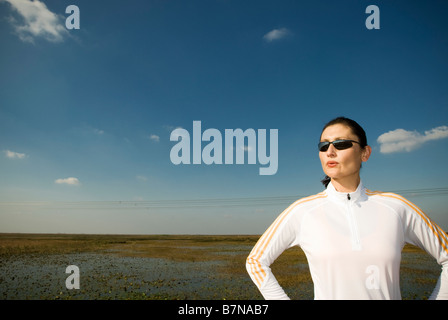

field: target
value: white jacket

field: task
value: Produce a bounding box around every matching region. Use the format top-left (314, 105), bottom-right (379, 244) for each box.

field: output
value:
top-left (246, 181), bottom-right (448, 300)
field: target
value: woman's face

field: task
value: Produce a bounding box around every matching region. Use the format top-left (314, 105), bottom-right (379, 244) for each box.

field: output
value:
top-left (319, 124), bottom-right (371, 187)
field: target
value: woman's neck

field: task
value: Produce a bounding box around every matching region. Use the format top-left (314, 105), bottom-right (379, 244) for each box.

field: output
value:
top-left (330, 176), bottom-right (360, 193)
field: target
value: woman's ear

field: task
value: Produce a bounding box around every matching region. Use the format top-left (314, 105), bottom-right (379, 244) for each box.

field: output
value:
top-left (362, 145), bottom-right (372, 162)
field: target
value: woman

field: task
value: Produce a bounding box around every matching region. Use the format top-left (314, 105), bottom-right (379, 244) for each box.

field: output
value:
top-left (246, 117), bottom-right (448, 300)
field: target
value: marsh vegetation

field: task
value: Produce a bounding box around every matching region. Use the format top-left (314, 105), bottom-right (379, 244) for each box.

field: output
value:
top-left (0, 233), bottom-right (441, 300)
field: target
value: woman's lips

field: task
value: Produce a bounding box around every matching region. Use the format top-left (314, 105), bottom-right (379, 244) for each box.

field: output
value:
top-left (326, 161), bottom-right (339, 168)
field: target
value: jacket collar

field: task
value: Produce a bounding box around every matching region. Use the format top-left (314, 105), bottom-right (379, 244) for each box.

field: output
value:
top-left (326, 180), bottom-right (367, 203)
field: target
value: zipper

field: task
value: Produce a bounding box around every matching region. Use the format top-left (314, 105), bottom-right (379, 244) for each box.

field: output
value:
top-left (346, 195), bottom-right (361, 251)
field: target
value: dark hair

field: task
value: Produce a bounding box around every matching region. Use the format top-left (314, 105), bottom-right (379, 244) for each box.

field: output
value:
top-left (320, 117), bottom-right (368, 188)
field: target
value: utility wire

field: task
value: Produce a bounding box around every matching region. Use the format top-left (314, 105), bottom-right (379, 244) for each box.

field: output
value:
top-left (1, 187), bottom-right (447, 209)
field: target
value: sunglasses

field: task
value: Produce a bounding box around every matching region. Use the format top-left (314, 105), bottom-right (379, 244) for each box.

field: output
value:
top-left (318, 139), bottom-right (360, 152)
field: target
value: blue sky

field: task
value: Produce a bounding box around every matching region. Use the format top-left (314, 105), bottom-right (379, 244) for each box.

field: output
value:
top-left (1, 0), bottom-right (447, 234)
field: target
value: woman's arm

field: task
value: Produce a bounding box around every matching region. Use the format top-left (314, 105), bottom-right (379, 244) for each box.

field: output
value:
top-left (246, 203), bottom-right (302, 300)
top-left (400, 197), bottom-right (448, 299)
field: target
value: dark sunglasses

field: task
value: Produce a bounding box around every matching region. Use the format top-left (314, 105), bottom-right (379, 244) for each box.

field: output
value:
top-left (318, 139), bottom-right (360, 152)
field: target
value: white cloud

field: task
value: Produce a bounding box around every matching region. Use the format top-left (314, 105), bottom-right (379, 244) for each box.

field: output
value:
top-left (377, 126), bottom-right (448, 153)
top-left (55, 177), bottom-right (81, 186)
top-left (241, 145), bottom-right (254, 152)
top-left (2, 0), bottom-right (68, 43)
top-left (136, 175), bottom-right (147, 182)
top-left (93, 128), bottom-right (104, 135)
top-left (263, 28), bottom-right (292, 42)
top-left (4, 150), bottom-right (27, 159)
top-left (149, 134), bottom-right (160, 142)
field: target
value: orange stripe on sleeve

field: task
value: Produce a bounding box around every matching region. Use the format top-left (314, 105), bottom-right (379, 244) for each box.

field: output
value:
top-left (366, 190), bottom-right (448, 256)
top-left (247, 192), bottom-right (327, 287)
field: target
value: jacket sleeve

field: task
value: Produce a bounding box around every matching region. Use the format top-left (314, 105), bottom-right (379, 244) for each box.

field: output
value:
top-left (246, 203), bottom-right (301, 300)
top-left (400, 197), bottom-right (448, 300)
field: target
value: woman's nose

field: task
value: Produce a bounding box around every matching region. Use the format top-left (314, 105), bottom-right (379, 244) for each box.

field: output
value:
top-left (326, 144), bottom-right (337, 157)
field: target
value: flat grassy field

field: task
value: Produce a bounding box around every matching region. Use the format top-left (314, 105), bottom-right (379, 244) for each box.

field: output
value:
top-left (0, 233), bottom-right (441, 300)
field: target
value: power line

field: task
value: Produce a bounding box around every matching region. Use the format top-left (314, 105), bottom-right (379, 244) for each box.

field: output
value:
top-left (1, 187), bottom-right (447, 209)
